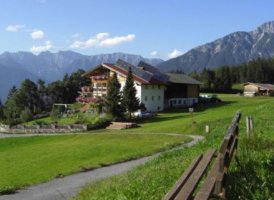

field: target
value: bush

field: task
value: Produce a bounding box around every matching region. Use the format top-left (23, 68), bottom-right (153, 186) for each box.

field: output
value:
top-left (50, 108), bottom-right (61, 122)
top-left (20, 108), bottom-right (33, 123)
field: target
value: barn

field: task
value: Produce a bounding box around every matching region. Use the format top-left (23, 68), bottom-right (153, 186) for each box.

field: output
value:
top-left (243, 82), bottom-right (274, 96)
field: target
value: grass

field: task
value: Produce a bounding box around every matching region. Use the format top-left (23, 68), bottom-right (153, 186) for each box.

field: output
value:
top-left (74, 94), bottom-right (274, 200)
top-left (0, 133), bottom-right (189, 194)
top-left (232, 83), bottom-right (244, 91)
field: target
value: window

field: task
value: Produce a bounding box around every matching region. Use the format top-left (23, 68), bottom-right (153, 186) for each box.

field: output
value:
top-left (145, 96), bottom-right (148, 101)
top-left (158, 96), bottom-right (161, 100)
top-left (178, 100), bottom-right (182, 104)
top-left (158, 85), bottom-right (161, 89)
top-left (173, 100), bottom-right (177, 104)
top-left (152, 96), bottom-right (154, 101)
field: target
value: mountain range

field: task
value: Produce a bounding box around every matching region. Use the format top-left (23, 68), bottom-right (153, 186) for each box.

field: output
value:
top-left (1, 21), bottom-right (274, 101)
top-left (0, 52), bottom-right (163, 101)
top-left (157, 21), bottom-right (274, 73)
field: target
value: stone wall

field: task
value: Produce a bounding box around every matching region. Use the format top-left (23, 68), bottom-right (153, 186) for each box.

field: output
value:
top-left (0, 124), bottom-right (88, 134)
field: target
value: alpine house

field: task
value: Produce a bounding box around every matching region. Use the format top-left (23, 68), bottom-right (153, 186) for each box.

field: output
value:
top-left (77, 59), bottom-right (201, 112)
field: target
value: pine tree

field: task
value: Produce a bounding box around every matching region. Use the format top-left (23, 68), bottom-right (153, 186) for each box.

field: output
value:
top-left (0, 100), bottom-right (4, 120)
top-left (122, 67), bottom-right (140, 120)
top-left (7, 85), bottom-right (17, 101)
top-left (105, 72), bottom-right (123, 119)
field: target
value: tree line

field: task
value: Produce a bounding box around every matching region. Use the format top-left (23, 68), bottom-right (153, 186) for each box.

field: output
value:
top-left (0, 67), bottom-right (143, 124)
top-left (189, 57), bottom-right (274, 92)
top-left (0, 69), bottom-right (90, 125)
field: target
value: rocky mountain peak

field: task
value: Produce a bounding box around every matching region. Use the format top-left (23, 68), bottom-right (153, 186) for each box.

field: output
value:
top-left (251, 21), bottom-right (274, 37)
top-left (157, 21), bottom-right (274, 74)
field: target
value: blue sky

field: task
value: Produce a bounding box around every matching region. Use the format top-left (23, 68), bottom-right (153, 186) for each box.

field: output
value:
top-left (1, 0), bottom-right (274, 60)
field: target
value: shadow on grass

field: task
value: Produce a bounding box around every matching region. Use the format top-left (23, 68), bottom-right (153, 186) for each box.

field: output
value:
top-left (134, 101), bottom-right (237, 126)
top-left (143, 115), bottom-right (192, 124)
top-left (162, 101), bottom-right (237, 113)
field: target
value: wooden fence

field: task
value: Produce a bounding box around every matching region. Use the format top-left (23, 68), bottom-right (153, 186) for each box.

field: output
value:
top-left (163, 111), bottom-right (241, 200)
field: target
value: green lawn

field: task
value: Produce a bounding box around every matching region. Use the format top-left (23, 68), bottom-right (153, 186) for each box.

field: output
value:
top-left (0, 134), bottom-right (189, 194)
top-left (75, 94), bottom-right (274, 200)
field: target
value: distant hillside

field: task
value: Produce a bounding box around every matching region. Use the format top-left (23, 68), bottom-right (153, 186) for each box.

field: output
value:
top-left (0, 51), bottom-right (163, 101)
top-left (157, 21), bottom-right (274, 73)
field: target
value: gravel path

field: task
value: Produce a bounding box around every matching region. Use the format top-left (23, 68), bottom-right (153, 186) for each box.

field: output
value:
top-left (0, 134), bottom-right (203, 200)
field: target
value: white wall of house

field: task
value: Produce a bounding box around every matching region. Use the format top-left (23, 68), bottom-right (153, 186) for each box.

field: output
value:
top-left (117, 72), bottom-right (164, 112)
top-left (140, 85), bottom-right (165, 112)
top-left (167, 98), bottom-right (198, 108)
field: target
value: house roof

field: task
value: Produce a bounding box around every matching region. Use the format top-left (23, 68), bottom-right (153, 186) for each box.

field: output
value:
top-left (166, 73), bottom-right (201, 85)
top-left (84, 59), bottom-right (200, 85)
top-left (243, 82), bottom-right (274, 91)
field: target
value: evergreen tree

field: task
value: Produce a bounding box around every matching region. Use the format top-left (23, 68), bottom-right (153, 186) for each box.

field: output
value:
top-left (215, 66), bottom-right (232, 91)
top-left (0, 100), bottom-right (4, 120)
top-left (6, 85), bottom-right (17, 101)
top-left (200, 68), bottom-right (215, 90)
top-left (122, 67), bottom-right (140, 120)
top-left (20, 79), bottom-right (42, 114)
top-left (105, 72), bottom-right (124, 119)
top-left (188, 70), bottom-right (199, 80)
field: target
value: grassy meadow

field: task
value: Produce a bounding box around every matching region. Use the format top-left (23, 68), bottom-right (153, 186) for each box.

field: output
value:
top-left (0, 134), bottom-right (188, 194)
top-left (74, 94), bottom-right (274, 200)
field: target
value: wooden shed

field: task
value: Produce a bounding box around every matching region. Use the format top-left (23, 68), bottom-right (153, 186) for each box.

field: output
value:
top-left (243, 82), bottom-right (274, 96)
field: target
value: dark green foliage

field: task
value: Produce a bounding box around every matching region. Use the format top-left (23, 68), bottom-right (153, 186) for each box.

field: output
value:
top-left (50, 107), bottom-right (61, 122)
top-left (4, 79), bottom-right (42, 122)
top-left (0, 100), bottom-right (4, 120)
top-left (20, 108), bottom-right (33, 122)
top-left (2, 69), bottom-right (90, 125)
top-left (47, 69), bottom-right (90, 104)
top-left (4, 91), bottom-right (24, 120)
top-left (215, 66), bottom-right (232, 91)
top-left (199, 68), bottom-right (215, 90)
top-left (20, 79), bottom-right (42, 114)
top-left (122, 67), bottom-right (140, 119)
top-left (188, 70), bottom-right (199, 80)
top-left (105, 72), bottom-right (124, 119)
top-left (6, 85), bottom-right (17, 101)
top-left (190, 57), bottom-right (274, 92)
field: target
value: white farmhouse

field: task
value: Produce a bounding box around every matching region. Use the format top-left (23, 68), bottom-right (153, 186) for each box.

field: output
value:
top-left (77, 59), bottom-right (201, 112)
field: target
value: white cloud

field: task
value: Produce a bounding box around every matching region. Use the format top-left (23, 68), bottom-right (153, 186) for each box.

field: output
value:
top-left (150, 51), bottom-right (159, 57)
top-left (30, 41), bottom-right (53, 54)
top-left (6, 24), bottom-right (25, 32)
top-left (96, 32), bottom-right (109, 40)
top-left (31, 30), bottom-right (45, 39)
top-left (99, 34), bottom-right (135, 47)
top-left (70, 33), bottom-right (135, 49)
top-left (168, 49), bottom-right (183, 59)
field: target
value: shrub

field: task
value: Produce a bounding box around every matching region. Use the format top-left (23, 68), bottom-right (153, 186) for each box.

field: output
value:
top-left (20, 108), bottom-right (33, 122)
top-left (50, 108), bottom-right (61, 122)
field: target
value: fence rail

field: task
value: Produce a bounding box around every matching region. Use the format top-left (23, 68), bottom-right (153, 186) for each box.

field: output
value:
top-left (163, 111), bottom-right (241, 200)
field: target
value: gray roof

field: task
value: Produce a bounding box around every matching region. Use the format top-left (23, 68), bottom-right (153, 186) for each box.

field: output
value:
top-left (166, 73), bottom-right (201, 85)
top-left (85, 59), bottom-right (200, 85)
top-left (115, 59), bottom-right (153, 82)
top-left (115, 59), bottom-right (169, 84)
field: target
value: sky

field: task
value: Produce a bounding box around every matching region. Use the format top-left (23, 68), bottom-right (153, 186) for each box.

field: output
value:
top-left (1, 0), bottom-right (274, 60)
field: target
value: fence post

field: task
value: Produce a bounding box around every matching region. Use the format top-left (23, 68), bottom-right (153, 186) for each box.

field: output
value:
top-left (246, 116), bottom-right (250, 138)
top-left (205, 125), bottom-right (209, 133)
top-left (249, 116), bottom-right (253, 136)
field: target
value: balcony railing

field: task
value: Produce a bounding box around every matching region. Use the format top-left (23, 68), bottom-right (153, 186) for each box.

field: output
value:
top-left (91, 75), bottom-right (108, 81)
